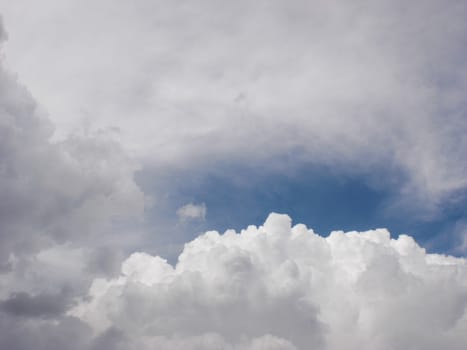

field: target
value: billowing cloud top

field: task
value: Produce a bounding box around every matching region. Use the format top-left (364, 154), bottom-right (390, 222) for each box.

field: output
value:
top-left (71, 213), bottom-right (467, 350)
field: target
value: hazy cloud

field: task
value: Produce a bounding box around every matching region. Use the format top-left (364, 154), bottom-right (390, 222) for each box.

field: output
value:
top-left (1, 0), bottom-right (466, 214)
top-left (177, 202), bottom-right (207, 221)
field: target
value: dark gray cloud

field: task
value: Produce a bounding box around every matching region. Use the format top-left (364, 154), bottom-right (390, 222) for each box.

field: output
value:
top-left (0, 314), bottom-right (92, 350)
top-left (89, 328), bottom-right (130, 350)
top-left (0, 290), bottom-right (71, 318)
top-left (85, 246), bottom-right (125, 277)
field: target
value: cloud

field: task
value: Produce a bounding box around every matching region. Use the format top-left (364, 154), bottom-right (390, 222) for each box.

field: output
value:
top-left (0, 290), bottom-right (72, 318)
top-left (177, 202), bottom-right (207, 221)
top-left (0, 3), bottom-right (466, 350)
top-left (2, 0), bottom-right (467, 214)
top-left (72, 213), bottom-right (467, 350)
top-left (0, 15), bottom-right (146, 349)
top-left (91, 330), bottom-right (298, 350)
top-left (0, 15), bottom-right (146, 265)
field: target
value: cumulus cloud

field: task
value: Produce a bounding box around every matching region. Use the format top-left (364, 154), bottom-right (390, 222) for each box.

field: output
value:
top-left (72, 213), bottom-right (467, 350)
top-left (1, 3), bottom-right (467, 350)
top-left (177, 202), bottom-right (207, 221)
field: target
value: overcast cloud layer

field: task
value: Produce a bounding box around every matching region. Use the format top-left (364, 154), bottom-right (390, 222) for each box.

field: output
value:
top-left (1, 0), bottom-right (467, 215)
top-left (1, 1), bottom-right (467, 349)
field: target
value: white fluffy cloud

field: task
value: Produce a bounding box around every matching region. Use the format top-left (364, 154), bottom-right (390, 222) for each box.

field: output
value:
top-left (1, 3), bottom-right (467, 349)
top-left (177, 202), bottom-right (207, 221)
top-left (1, 0), bottom-right (467, 213)
top-left (72, 213), bottom-right (467, 350)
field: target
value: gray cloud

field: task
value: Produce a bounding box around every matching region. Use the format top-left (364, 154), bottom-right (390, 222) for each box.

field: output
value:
top-left (1, 0), bottom-right (466, 215)
top-left (0, 290), bottom-right (71, 318)
top-left (0, 16), bottom-right (146, 264)
top-left (0, 15), bottom-right (146, 349)
top-left (85, 246), bottom-right (125, 277)
top-left (0, 314), bottom-right (92, 350)
top-left (0, 2), bottom-right (467, 350)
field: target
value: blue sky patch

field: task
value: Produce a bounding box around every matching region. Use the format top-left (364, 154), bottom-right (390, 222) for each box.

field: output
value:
top-left (137, 162), bottom-right (467, 259)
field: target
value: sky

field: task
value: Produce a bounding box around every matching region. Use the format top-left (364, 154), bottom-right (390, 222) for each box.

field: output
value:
top-left (0, 1), bottom-right (467, 349)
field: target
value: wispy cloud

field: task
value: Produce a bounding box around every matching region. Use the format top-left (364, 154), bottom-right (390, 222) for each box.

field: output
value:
top-left (2, 0), bottom-right (467, 214)
top-left (177, 202), bottom-right (207, 222)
